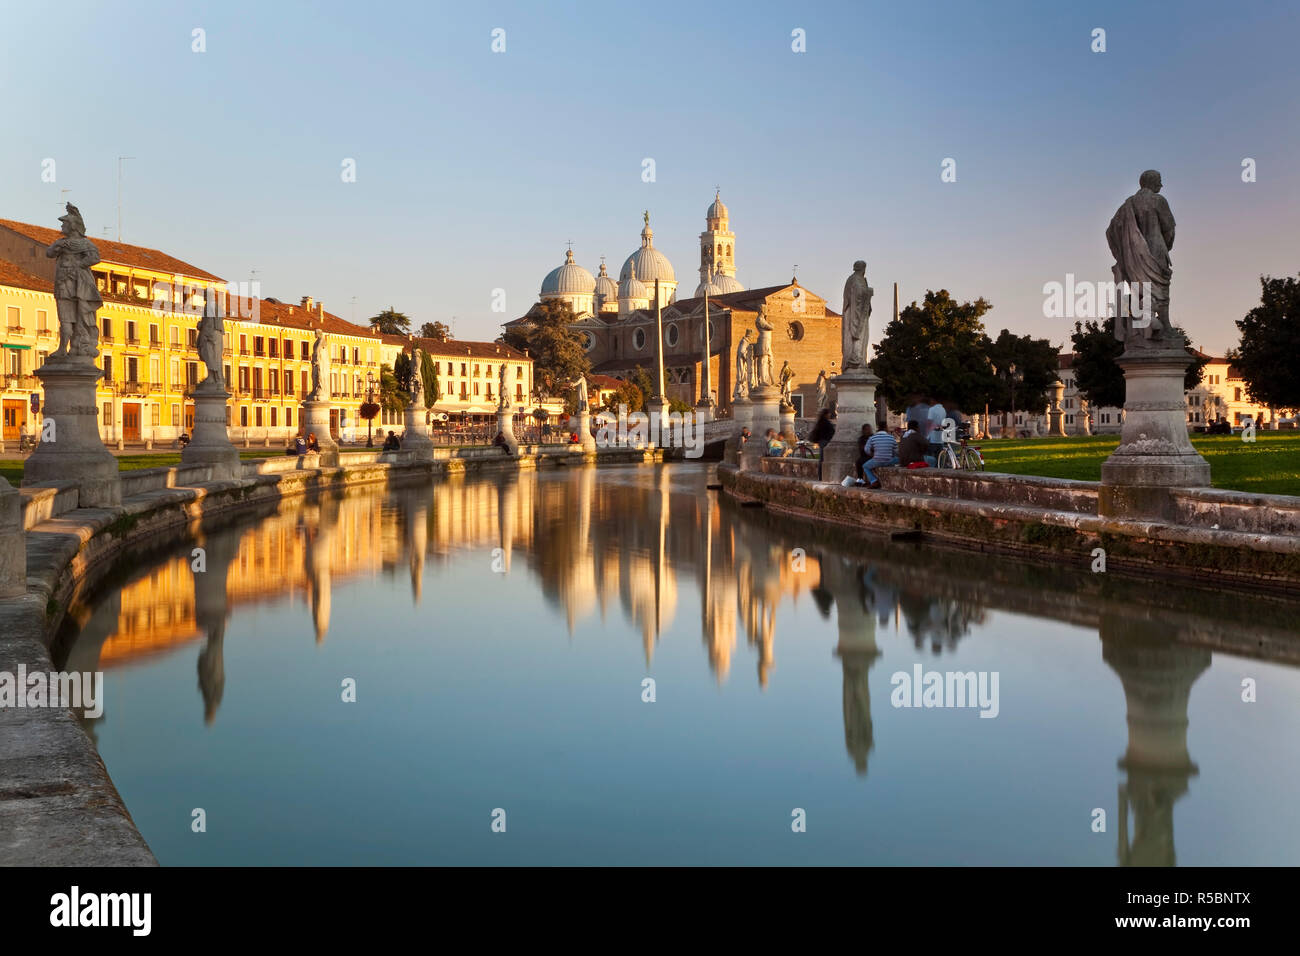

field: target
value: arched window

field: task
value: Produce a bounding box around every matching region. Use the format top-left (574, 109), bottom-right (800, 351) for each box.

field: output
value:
top-left (633, 328), bottom-right (646, 350)
top-left (665, 323), bottom-right (679, 347)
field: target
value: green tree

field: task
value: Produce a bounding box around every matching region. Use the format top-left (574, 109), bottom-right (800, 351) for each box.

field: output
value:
top-left (501, 301), bottom-right (590, 398)
top-left (603, 379), bottom-right (644, 413)
top-left (393, 352), bottom-right (413, 393)
top-left (1233, 274), bottom-right (1300, 409)
top-left (630, 365), bottom-right (655, 403)
top-left (368, 306), bottom-right (411, 335)
top-left (420, 321), bottom-right (450, 342)
top-left (869, 289), bottom-right (996, 413)
top-left (986, 328), bottom-right (1060, 418)
top-left (378, 363), bottom-right (407, 414)
top-left (420, 351), bottom-right (440, 408)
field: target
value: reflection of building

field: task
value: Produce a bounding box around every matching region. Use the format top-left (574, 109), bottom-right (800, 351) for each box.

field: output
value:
top-left (1101, 615), bottom-right (1210, 867)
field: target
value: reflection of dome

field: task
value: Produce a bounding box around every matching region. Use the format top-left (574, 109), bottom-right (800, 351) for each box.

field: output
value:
top-left (621, 218), bottom-right (675, 285)
top-left (541, 249), bottom-right (595, 297)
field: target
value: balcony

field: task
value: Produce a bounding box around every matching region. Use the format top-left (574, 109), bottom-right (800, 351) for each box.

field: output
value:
top-left (117, 382), bottom-right (153, 397)
top-left (125, 336), bottom-right (141, 346)
top-left (0, 374), bottom-right (40, 391)
top-left (6, 325), bottom-right (23, 335)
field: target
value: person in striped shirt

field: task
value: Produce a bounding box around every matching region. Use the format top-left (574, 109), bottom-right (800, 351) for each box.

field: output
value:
top-left (862, 424), bottom-right (899, 488)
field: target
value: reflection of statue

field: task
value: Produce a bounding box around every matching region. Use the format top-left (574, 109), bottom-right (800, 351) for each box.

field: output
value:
top-left (815, 369), bottom-right (828, 410)
top-left (779, 360), bottom-right (795, 402)
top-left (46, 204), bottom-right (102, 358)
top-left (197, 294), bottom-right (224, 387)
top-left (841, 260), bottom-right (873, 370)
top-left (575, 375), bottom-right (588, 413)
top-left (308, 329), bottom-right (329, 401)
top-left (754, 306), bottom-right (774, 387)
top-left (733, 329), bottom-right (752, 399)
top-left (1107, 170), bottom-right (1176, 346)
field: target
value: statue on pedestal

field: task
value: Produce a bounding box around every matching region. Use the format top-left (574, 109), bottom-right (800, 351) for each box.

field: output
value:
top-left (815, 369), bottom-right (828, 410)
top-left (575, 375), bottom-right (588, 413)
top-left (1107, 170), bottom-right (1177, 346)
top-left (841, 260), bottom-right (873, 371)
top-left (733, 329), bottom-right (753, 400)
top-left (46, 204), bottom-right (102, 359)
top-left (499, 361), bottom-right (511, 409)
top-left (754, 306), bottom-right (775, 387)
top-left (197, 293), bottom-right (225, 388)
top-left (779, 360), bottom-right (795, 403)
top-left (410, 348), bottom-right (425, 409)
top-left (308, 328), bottom-right (329, 400)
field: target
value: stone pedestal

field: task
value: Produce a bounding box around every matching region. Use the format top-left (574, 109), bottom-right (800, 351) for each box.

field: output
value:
top-left (23, 358), bottom-right (121, 507)
top-left (779, 403), bottom-right (797, 444)
top-left (401, 402), bottom-right (434, 460)
top-left (577, 409), bottom-right (596, 452)
top-left (1100, 345), bottom-right (1210, 519)
top-left (694, 401), bottom-right (714, 425)
top-left (181, 379), bottom-right (240, 480)
top-left (0, 478), bottom-right (25, 598)
top-left (741, 385), bottom-right (783, 470)
top-left (725, 398), bottom-right (753, 466)
top-left (302, 399), bottom-right (339, 467)
top-left (821, 369), bottom-right (880, 484)
top-left (497, 407), bottom-right (519, 457)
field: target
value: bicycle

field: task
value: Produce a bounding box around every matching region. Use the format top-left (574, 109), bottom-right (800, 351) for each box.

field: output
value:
top-left (935, 423), bottom-right (985, 471)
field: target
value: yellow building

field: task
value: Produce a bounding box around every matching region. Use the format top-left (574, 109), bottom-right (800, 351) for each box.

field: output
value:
top-left (378, 333), bottom-right (535, 431)
top-left (0, 217), bottom-right (398, 447)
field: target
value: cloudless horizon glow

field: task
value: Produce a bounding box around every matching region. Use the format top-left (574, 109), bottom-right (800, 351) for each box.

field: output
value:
top-left (3, 0), bottom-right (1296, 352)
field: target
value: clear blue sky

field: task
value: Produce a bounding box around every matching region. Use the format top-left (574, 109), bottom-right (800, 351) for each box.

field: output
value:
top-left (3, 0), bottom-right (1296, 353)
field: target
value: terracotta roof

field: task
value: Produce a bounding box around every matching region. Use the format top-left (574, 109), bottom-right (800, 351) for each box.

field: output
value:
top-left (588, 374), bottom-right (623, 389)
top-left (0, 259), bottom-right (53, 293)
top-left (383, 332), bottom-right (529, 361)
top-left (0, 219), bottom-right (224, 282)
top-left (247, 298), bottom-right (377, 338)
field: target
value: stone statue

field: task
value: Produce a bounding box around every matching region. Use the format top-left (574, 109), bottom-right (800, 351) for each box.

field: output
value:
top-left (734, 329), bottom-right (752, 399)
top-left (410, 348), bottom-right (425, 408)
top-left (575, 375), bottom-right (588, 413)
top-left (196, 292), bottom-right (224, 387)
top-left (815, 369), bottom-right (828, 410)
top-left (1107, 170), bottom-right (1177, 346)
top-left (46, 203), bottom-right (102, 359)
top-left (499, 361), bottom-right (511, 409)
top-left (779, 360), bottom-right (795, 402)
top-left (841, 260), bottom-right (873, 370)
top-left (754, 306), bottom-right (775, 387)
top-left (308, 328), bottom-right (328, 401)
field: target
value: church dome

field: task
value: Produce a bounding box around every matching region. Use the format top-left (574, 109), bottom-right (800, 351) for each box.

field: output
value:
top-left (710, 272), bottom-right (744, 294)
top-left (621, 216), bottom-right (675, 286)
top-left (541, 248), bottom-right (596, 297)
top-left (694, 274), bottom-right (724, 297)
top-left (706, 190), bottom-right (729, 221)
top-left (593, 261), bottom-right (618, 301)
top-left (618, 262), bottom-right (648, 300)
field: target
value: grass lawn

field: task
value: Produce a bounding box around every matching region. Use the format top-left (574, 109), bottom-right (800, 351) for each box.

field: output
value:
top-left (0, 450), bottom-right (283, 487)
top-left (978, 432), bottom-right (1300, 495)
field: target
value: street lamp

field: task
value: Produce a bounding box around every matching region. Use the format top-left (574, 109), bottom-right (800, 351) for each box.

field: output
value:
top-left (361, 371), bottom-right (379, 447)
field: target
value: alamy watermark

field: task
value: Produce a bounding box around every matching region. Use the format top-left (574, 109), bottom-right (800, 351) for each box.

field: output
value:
top-left (890, 664), bottom-right (999, 718)
top-left (592, 404), bottom-right (704, 458)
top-left (1042, 273), bottom-right (1152, 325)
top-left (0, 666), bottom-right (103, 718)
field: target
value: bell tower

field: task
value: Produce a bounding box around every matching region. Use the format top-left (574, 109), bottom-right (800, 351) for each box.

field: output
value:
top-left (699, 188), bottom-right (736, 284)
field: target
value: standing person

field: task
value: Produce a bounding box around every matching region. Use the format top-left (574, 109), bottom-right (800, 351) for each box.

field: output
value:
top-left (863, 421), bottom-right (899, 488)
top-left (905, 394), bottom-right (930, 440)
top-left (926, 396), bottom-right (948, 458)
top-left (809, 407), bottom-right (835, 480)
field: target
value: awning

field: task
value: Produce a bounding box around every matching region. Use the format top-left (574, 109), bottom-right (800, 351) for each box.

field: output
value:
top-left (2, 344), bottom-right (31, 349)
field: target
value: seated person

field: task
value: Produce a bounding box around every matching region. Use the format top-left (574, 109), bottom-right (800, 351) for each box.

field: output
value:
top-left (382, 430), bottom-right (401, 451)
top-left (764, 428), bottom-right (789, 457)
top-left (862, 424), bottom-right (899, 488)
top-left (898, 420), bottom-right (933, 468)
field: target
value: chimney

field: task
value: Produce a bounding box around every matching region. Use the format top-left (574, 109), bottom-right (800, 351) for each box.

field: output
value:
top-left (318, 302), bottom-right (323, 317)
top-left (301, 296), bottom-right (313, 310)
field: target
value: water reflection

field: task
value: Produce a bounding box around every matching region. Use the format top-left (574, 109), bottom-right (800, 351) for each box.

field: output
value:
top-left (58, 465), bottom-right (1300, 865)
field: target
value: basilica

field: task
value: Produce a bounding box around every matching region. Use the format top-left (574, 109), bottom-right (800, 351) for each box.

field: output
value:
top-left (508, 192), bottom-right (842, 417)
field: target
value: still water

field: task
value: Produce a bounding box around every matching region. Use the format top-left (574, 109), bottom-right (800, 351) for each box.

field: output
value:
top-left (58, 465), bottom-right (1300, 865)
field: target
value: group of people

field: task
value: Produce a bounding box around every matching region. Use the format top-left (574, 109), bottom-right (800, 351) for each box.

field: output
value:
top-left (848, 395), bottom-right (963, 488)
top-left (289, 432), bottom-right (324, 456)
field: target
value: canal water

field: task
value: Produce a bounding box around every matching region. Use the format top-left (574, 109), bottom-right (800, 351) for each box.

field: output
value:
top-left (57, 464), bottom-right (1300, 865)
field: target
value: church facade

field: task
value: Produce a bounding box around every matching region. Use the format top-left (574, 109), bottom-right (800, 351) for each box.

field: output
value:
top-left (509, 193), bottom-right (842, 417)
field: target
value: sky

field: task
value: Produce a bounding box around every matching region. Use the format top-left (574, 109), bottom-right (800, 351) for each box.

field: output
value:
top-left (2, 0), bottom-right (1296, 354)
